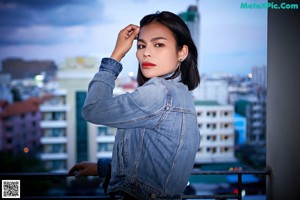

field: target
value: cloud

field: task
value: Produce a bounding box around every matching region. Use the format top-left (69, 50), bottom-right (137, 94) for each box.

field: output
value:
top-left (0, 0), bottom-right (108, 46)
top-left (0, 0), bottom-right (267, 76)
top-left (0, 0), bottom-right (104, 27)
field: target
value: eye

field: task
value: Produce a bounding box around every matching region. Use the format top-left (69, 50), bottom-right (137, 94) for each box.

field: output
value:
top-left (137, 44), bottom-right (145, 49)
top-left (154, 43), bottom-right (164, 48)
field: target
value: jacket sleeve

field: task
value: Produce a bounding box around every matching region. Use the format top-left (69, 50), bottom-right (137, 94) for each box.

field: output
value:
top-left (97, 158), bottom-right (111, 194)
top-left (82, 58), bottom-right (167, 129)
top-left (97, 158), bottom-right (111, 178)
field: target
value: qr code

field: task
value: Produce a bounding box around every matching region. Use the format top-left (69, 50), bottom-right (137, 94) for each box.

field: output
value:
top-left (2, 180), bottom-right (20, 198)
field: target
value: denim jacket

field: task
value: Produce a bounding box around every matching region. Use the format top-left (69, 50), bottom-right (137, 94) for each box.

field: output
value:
top-left (82, 58), bottom-right (200, 200)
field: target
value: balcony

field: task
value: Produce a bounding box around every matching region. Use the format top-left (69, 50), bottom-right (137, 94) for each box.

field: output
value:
top-left (0, 169), bottom-right (270, 200)
top-left (40, 153), bottom-right (68, 160)
top-left (40, 121), bottom-right (67, 128)
top-left (41, 137), bottom-right (67, 144)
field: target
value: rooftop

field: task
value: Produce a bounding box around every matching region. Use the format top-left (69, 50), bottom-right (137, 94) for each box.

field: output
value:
top-left (194, 100), bottom-right (220, 106)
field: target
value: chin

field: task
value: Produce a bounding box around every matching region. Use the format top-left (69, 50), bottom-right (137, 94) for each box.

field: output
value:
top-left (141, 72), bottom-right (156, 79)
top-left (143, 74), bottom-right (155, 79)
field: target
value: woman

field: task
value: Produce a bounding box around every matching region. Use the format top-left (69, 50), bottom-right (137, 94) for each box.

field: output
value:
top-left (69, 11), bottom-right (200, 200)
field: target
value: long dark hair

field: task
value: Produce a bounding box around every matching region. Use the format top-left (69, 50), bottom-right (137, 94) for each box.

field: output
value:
top-left (136, 11), bottom-right (200, 91)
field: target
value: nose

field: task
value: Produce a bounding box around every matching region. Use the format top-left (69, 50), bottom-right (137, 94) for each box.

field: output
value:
top-left (143, 48), bottom-right (151, 57)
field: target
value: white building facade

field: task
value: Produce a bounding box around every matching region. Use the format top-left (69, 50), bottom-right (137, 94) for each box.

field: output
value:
top-left (40, 89), bottom-right (69, 171)
top-left (194, 101), bottom-right (236, 164)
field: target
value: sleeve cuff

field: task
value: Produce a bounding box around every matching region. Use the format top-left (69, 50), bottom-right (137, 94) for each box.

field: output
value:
top-left (100, 58), bottom-right (123, 77)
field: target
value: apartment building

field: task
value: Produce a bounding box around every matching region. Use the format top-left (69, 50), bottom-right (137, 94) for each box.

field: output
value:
top-left (0, 98), bottom-right (42, 154)
top-left (235, 99), bottom-right (266, 145)
top-left (39, 89), bottom-right (69, 171)
top-left (56, 56), bottom-right (102, 170)
top-left (194, 101), bottom-right (236, 164)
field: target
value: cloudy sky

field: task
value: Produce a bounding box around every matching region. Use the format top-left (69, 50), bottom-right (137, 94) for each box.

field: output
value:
top-left (0, 0), bottom-right (267, 76)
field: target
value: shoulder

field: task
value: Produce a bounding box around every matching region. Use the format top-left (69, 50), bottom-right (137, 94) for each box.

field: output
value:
top-left (130, 77), bottom-right (167, 110)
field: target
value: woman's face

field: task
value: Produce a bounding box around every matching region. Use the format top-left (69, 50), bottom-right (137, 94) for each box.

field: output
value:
top-left (136, 22), bottom-right (181, 78)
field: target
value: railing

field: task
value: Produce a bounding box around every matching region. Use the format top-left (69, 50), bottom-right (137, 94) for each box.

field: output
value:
top-left (0, 169), bottom-right (270, 200)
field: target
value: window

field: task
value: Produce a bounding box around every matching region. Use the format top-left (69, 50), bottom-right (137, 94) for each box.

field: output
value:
top-left (52, 160), bottom-right (66, 169)
top-left (250, 134), bottom-right (257, 141)
top-left (221, 123), bottom-right (233, 129)
top-left (221, 135), bottom-right (230, 141)
top-left (212, 124), bottom-right (217, 129)
top-left (259, 133), bottom-right (266, 141)
top-left (98, 143), bottom-right (114, 151)
top-left (221, 147), bottom-right (231, 152)
top-left (98, 127), bottom-right (108, 136)
top-left (52, 128), bottom-right (65, 137)
top-left (53, 112), bottom-right (65, 120)
top-left (206, 123), bottom-right (217, 130)
top-left (206, 111), bottom-right (217, 117)
top-left (6, 138), bottom-right (12, 144)
top-left (207, 135), bottom-right (217, 141)
top-left (6, 126), bottom-right (13, 132)
top-left (207, 147), bottom-right (217, 154)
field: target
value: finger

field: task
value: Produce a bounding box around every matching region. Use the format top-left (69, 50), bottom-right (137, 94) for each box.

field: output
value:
top-left (68, 165), bottom-right (78, 175)
top-left (133, 27), bottom-right (140, 40)
top-left (68, 163), bottom-right (83, 175)
top-left (75, 167), bottom-right (90, 178)
top-left (125, 24), bottom-right (139, 32)
top-left (127, 28), bottom-right (140, 39)
top-left (74, 170), bottom-right (83, 178)
top-left (124, 25), bottom-right (139, 39)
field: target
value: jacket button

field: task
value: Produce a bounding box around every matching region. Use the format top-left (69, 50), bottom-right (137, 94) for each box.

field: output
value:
top-left (151, 193), bottom-right (157, 198)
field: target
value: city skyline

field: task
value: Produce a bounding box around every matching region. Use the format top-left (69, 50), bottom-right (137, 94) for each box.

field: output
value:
top-left (0, 0), bottom-right (267, 76)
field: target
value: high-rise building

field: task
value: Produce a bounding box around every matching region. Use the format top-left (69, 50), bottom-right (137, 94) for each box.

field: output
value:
top-left (252, 65), bottom-right (267, 89)
top-left (47, 56), bottom-right (136, 171)
top-left (56, 56), bottom-right (101, 170)
top-left (39, 90), bottom-right (69, 171)
top-left (179, 5), bottom-right (201, 99)
top-left (179, 5), bottom-right (200, 54)
top-left (235, 99), bottom-right (266, 146)
top-left (234, 113), bottom-right (247, 145)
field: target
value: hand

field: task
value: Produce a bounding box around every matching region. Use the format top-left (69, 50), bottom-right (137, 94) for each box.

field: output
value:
top-left (111, 24), bottom-right (140, 62)
top-left (68, 161), bottom-right (98, 178)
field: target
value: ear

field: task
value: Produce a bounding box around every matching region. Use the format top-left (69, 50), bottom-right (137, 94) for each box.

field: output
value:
top-left (178, 45), bottom-right (189, 61)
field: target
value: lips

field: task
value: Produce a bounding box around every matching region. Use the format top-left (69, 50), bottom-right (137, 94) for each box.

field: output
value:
top-left (141, 62), bottom-right (156, 68)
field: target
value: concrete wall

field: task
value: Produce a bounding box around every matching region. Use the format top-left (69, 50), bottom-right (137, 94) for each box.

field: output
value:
top-left (267, 1), bottom-right (300, 199)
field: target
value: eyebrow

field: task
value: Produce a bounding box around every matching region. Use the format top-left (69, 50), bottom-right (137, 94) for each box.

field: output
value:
top-left (138, 37), bottom-right (167, 43)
